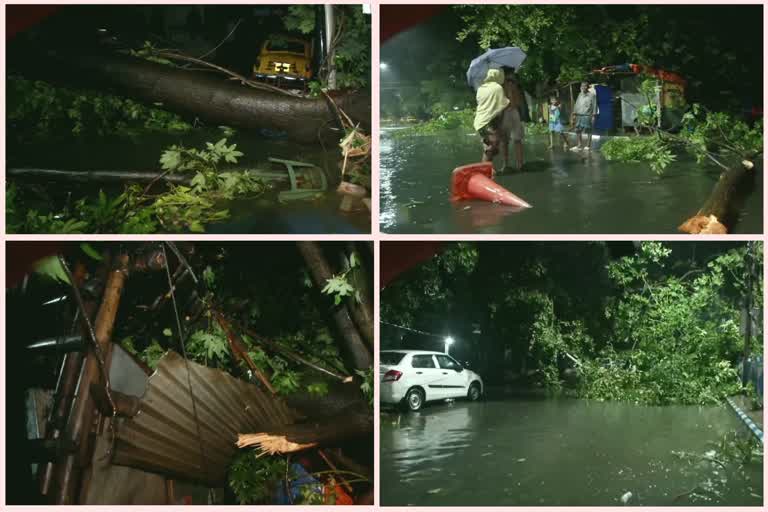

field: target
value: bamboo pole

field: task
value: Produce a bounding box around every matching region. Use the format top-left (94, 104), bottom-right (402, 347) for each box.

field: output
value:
top-left (52, 254), bottom-right (130, 504)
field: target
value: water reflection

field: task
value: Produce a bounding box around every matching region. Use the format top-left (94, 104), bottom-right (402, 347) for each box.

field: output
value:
top-left (379, 129), bottom-right (762, 234)
top-left (381, 398), bottom-right (763, 506)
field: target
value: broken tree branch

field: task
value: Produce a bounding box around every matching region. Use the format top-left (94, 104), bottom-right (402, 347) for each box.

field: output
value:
top-left (236, 411), bottom-right (372, 455)
top-left (678, 160), bottom-right (756, 234)
top-left (214, 312), bottom-right (276, 394)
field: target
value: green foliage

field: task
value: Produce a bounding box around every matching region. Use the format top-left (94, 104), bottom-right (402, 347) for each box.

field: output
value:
top-left (283, 5), bottom-right (317, 35)
top-left (284, 5), bottom-right (370, 89)
top-left (33, 256), bottom-right (70, 284)
top-left (455, 5), bottom-right (649, 88)
top-left (203, 266), bottom-right (216, 289)
top-left (680, 105), bottom-right (763, 164)
top-left (228, 451), bottom-right (289, 505)
top-left (126, 41), bottom-right (176, 66)
top-left (306, 381), bottom-right (329, 396)
top-left (127, 339), bottom-right (167, 370)
top-left (356, 368), bottom-right (374, 408)
top-left (79, 243), bottom-right (103, 261)
top-left (602, 81), bottom-right (761, 174)
top-left (525, 122), bottom-right (550, 136)
top-left (578, 242), bottom-right (753, 405)
top-left (322, 275), bottom-right (355, 305)
top-left (600, 136), bottom-right (677, 174)
top-left (381, 242), bottom-right (479, 327)
top-left (329, 6), bottom-right (371, 90)
top-left (392, 108), bottom-right (474, 136)
top-left (7, 76), bottom-right (191, 141)
top-left (187, 330), bottom-right (230, 365)
top-left (7, 139), bottom-right (265, 234)
top-left (322, 248), bottom-right (363, 305)
top-left (382, 241), bottom-right (761, 407)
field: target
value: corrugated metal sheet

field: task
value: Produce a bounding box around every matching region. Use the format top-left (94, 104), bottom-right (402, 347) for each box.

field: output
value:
top-left (83, 345), bottom-right (168, 504)
top-left (112, 351), bottom-right (298, 485)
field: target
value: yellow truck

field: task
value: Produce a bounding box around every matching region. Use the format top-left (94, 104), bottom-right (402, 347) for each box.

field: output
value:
top-left (253, 36), bottom-right (313, 85)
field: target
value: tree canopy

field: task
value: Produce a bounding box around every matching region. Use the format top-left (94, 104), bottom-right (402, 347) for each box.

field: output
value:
top-left (381, 241), bottom-right (762, 406)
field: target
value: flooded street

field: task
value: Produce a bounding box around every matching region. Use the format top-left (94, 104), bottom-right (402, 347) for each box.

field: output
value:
top-left (8, 129), bottom-right (369, 233)
top-left (380, 397), bottom-right (763, 506)
top-left (379, 128), bottom-right (762, 234)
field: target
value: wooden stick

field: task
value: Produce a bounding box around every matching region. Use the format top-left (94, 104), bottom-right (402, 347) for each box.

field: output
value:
top-left (318, 449), bottom-right (353, 493)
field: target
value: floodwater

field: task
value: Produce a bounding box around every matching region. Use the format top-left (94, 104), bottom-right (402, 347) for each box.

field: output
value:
top-left (380, 397), bottom-right (763, 506)
top-left (379, 128), bottom-right (763, 234)
top-left (8, 129), bottom-right (369, 234)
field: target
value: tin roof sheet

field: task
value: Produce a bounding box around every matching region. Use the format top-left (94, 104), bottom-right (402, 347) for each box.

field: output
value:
top-left (112, 351), bottom-right (298, 485)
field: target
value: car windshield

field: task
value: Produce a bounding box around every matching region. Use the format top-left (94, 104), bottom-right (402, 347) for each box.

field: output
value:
top-left (267, 39), bottom-right (305, 54)
top-left (380, 351), bottom-right (406, 365)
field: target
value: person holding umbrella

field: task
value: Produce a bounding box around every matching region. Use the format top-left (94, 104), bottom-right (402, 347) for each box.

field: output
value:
top-left (467, 47), bottom-right (526, 165)
top-left (473, 68), bottom-right (509, 162)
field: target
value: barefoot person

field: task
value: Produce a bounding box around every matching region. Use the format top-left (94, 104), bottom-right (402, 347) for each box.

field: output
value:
top-left (570, 81), bottom-right (598, 151)
top-left (500, 66), bottom-right (525, 171)
top-left (547, 96), bottom-right (569, 150)
top-left (473, 68), bottom-right (509, 163)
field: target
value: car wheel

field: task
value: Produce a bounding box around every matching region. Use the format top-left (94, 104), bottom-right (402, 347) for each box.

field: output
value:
top-left (467, 382), bottom-right (482, 401)
top-left (405, 388), bottom-right (425, 411)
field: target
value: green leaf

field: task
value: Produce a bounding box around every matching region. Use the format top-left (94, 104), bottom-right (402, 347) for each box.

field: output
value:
top-left (79, 243), bottom-right (103, 261)
top-left (34, 256), bottom-right (70, 284)
top-left (162, 328), bottom-right (173, 337)
top-left (160, 148), bottom-right (182, 171)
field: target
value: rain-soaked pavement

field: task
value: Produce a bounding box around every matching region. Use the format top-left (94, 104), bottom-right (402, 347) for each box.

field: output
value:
top-left (380, 397), bottom-right (763, 506)
top-left (379, 128), bottom-right (762, 234)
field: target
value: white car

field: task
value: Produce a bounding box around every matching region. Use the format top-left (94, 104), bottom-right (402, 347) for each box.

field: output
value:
top-left (380, 350), bottom-right (484, 411)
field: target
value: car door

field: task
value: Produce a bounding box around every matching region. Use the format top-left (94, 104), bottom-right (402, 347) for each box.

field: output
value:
top-left (409, 354), bottom-right (445, 401)
top-left (434, 354), bottom-right (469, 399)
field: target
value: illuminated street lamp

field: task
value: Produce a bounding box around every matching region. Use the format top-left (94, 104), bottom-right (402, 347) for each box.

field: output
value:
top-left (444, 336), bottom-right (455, 355)
top-left (380, 62), bottom-right (389, 71)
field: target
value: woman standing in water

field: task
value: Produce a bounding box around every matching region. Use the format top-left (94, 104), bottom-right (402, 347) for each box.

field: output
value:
top-left (473, 68), bottom-right (509, 164)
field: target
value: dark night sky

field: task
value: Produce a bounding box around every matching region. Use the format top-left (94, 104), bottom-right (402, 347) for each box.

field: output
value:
top-left (7, 5), bottom-right (324, 77)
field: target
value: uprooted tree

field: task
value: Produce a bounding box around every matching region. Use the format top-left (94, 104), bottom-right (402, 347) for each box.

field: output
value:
top-left (6, 241), bottom-right (374, 505)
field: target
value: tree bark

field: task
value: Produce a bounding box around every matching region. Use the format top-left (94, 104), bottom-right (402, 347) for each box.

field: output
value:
top-left (7, 168), bottom-right (190, 185)
top-left (340, 243), bottom-right (374, 349)
top-left (296, 242), bottom-right (372, 370)
top-left (23, 52), bottom-right (370, 144)
top-left (678, 161), bottom-right (756, 234)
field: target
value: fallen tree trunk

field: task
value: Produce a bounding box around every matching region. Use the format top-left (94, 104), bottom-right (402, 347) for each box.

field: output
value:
top-left (296, 241), bottom-right (372, 370)
top-left (678, 160), bottom-right (757, 234)
top-left (19, 52), bottom-right (370, 144)
top-left (237, 410), bottom-right (372, 455)
top-left (7, 168), bottom-right (190, 184)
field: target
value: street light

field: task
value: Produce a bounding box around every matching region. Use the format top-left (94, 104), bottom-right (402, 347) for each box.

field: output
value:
top-left (444, 336), bottom-right (455, 355)
top-left (380, 62), bottom-right (389, 71)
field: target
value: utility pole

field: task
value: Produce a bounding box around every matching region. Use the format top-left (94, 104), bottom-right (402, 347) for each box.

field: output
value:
top-left (324, 5), bottom-right (337, 90)
top-left (742, 242), bottom-right (756, 388)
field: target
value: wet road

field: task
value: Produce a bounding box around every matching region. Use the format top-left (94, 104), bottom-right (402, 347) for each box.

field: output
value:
top-left (380, 397), bottom-right (763, 506)
top-left (379, 128), bottom-right (762, 234)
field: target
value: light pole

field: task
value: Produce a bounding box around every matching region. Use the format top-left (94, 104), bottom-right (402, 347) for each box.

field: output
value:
top-left (444, 336), bottom-right (455, 355)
